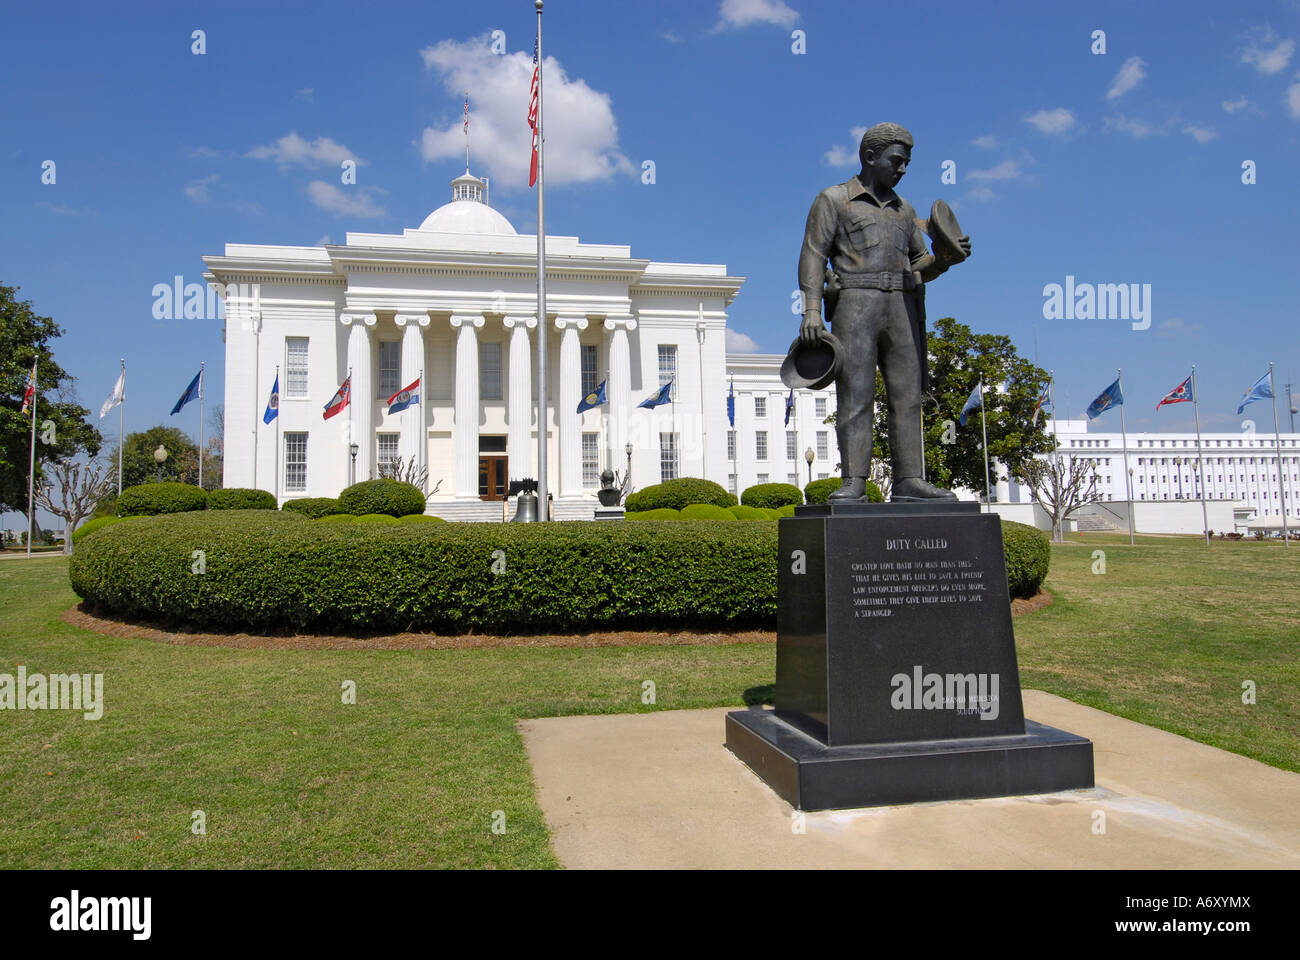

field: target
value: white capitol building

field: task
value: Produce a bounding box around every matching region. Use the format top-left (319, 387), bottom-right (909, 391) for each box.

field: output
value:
top-left (208, 170), bottom-right (1296, 531)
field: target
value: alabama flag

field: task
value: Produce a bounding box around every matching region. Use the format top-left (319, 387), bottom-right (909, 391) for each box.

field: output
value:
top-left (20, 360), bottom-right (36, 416)
top-left (323, 376), bottom-right (351, 420)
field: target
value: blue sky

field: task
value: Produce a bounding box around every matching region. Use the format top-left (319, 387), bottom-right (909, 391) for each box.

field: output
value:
top-left (4, 0), bottom-right (1300, 468)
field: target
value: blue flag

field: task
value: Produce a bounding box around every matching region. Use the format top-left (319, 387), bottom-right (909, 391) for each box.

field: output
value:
top-left (959, 383), bottom-right (982, 427)
top-left (262, 373), bottom-right (279, 425)
top-left (784, 388), bottom-right (794, 426)
top-left (1235, 370), bottom-right (1273, 415)
top-left (1086, 378), bottom-right (1123, 420)
top-left (387, 377), bottom-right (420, 415)
top-left (170, 369), bottom-right (202, 415)
top-left (638, 380), bottom-right (673, 409)
top-left (727, 379), bottom-right (735, 428)
top-left (577, 379), bottom-right (607, 413)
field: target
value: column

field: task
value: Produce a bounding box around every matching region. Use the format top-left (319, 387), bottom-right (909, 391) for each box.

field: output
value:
top-left (341, 312), bottom-right (376, 484)
top-left (604, 315), bottom-right (637, 471)
top-left (504, 315), bottom-right (536, 482)
top-left (395, 313), bottom-right (430, 475)
top-left (556, 317), bottom-right (588, 497)
top-left (450, 314), bottom-right (484, 499)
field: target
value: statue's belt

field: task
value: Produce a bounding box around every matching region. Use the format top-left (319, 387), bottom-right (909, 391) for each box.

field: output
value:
top-left (826, 270), bottom-right (917, 292)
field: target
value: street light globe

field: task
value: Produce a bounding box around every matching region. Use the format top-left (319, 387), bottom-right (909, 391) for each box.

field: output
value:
top-left (804, 447), bottom-right (815, 465)
top-left (153, 444), bottom-right (168, 464)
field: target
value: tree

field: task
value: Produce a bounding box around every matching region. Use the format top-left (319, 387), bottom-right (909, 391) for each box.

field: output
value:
top-left (0, 284), bottom-right (101, 514)
top-left (34, 457), bottom-right (114, 554)
top-left (104, 426), bottom-right (200, 488)
top-left (374, 454), bottom-right (442, 496)
top-left (1020, 454), bottom-right (1105, 543)
top-left (871, 317), bottom-right (1055, 493)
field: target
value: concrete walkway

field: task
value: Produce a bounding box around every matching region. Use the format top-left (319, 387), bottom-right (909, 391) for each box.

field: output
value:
top-left (519, 691), bottom-right (1300, 869)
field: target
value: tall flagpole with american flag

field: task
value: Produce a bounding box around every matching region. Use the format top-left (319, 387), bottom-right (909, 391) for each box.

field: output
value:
top-left (530, 1), bottom-right (549, 517)
top-left (22, 358), bottom-right (37, 558)
top-left (464, 91), bottom-right (470, 172)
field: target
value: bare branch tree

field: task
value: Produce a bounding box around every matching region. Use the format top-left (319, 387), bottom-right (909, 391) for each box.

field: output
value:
top-left (34, 458), bottom-right (114, 555)
top-left (1019, 453), bottom-right (1105, 543)
top-left (372, 454), bottom-right (442, 496)
top-left (869, 458), bottom-right (893, 501)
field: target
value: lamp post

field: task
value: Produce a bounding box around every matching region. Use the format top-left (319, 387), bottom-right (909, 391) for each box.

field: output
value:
top-left (1174, 456), bottom-right (1185, 500)
top-left (804, 447), bottom-right (815, 486)
top-left (625, 442), bottom-right (632, 484)
top-left (153, 444), bottom-right (168, 482)
top-left (349, 442), bottom-right (359, 486)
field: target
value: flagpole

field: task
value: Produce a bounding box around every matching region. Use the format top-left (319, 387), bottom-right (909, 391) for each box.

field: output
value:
top-left (1269, 363), bottom-right (1290, 548)
top-left (419, 367), bottom-right (426, 481)
top-left (198, 361), bottom-right (205, 490)
top-left (1047, 372), bottom-right (1062, 541)
top-left (534, 0), bottom-right (549, 520)
top-left (274, 365), bottom-right (281, 505)
top-left (1118, 367), bottom-right (1134, 545)
top-left (1191, 366), bottom-right (1210, 546)
top-left (117, 359), bottom-right (125, 496)
top-left (979, 380), bottom-right (991, 513)
top-left (26, 358), bottom-right (37, 558)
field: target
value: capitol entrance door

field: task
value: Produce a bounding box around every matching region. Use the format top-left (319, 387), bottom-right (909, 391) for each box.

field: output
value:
top-left (478, 455), bottom-right (508, 501)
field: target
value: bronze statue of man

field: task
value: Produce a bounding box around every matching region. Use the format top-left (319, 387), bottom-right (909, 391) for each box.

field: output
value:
top-left (798, 122), bottom-right (971, 502)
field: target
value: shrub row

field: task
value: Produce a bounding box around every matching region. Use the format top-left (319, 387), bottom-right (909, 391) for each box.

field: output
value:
top-left (69, 510), bottom-right (777, 632)
top-left (282, 497), bottom-right (342, 518)
top-left (741, 483), bottom-right (803, 509)
top-left (625, 478), bottom-right (735, 512)
top-left (207, 488), bottom-right (277, 511)
top-left (337, 479), bottom-right (426, 518)
top-left (1001, 520), bottom-right (1051, 599)
top-left (117, 482), bottom-right (208, 516)
top-left (71, 515), bottom-right (123, 544)
top-left (804, 477), bottom-right (884, 504)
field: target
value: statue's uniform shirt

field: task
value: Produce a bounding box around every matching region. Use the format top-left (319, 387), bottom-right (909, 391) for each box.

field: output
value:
top-left (798, 176), bottom-right (934, 480)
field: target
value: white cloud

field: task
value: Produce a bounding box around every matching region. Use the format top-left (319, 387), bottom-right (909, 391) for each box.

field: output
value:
top-left (964, 185), bottom-right (995, 203)
top-left (1221, 95), bottom-right (1250, 113)
top-left (1024, 108), bottom-right (1076, 135)
top-left (1240, 28), bottom-right (1294, 75)
top-left (184, 174), bottom-right (219, 203)
top-left (245, 132), bottom-right (363, 169)
top-left (967, 160), bottom-right (1020, 182)
top-left (1288, 80), bottom-right (1300, 119)
top-left (971, 133), bottom-right (999, 149)
top-left (295, 88), bottom-right (315, 102)
top-left (1182, 124), bottom-right (1218, 144)
top-left (35, 200), bottom-right (84, 217)
top-left (1106, 56), bottom-right (1147, 100)
top-left (823, 126), bottom-right (868, 167)
top-left (726, 329), bottom-right (759, 353)
top-left (306, 181), bottom-right (387, 218)
top-left (661, 30), bottom-right (685, 44)
top-left (188, 146), bottom-right (220, 159)
top-left (1104, 114), bottom-right (1163, 138)
top-left (715, 0), bottom-right (799, 30)
top-left (418, 36), bottom-right (633, 192)
top-left (1158, 317), bottom-right (1202, 337)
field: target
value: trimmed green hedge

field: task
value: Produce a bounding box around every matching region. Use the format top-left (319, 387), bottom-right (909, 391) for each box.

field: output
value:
top-left (775, 504), bottom-right (797, 518)
top-left (117, 482), bottom-right (208, 516)
top-left (681, 504), bottom-right (737, 521)
top-left (728, 504), bottom-right (774, 521)
top-left (337, 479), bottom-right (426, 518)
top-left (207, 488), bottom-right (277, 511)
top-left (399, 514), bottom-right (446, 523)
top-left (625, 508), bottom-right (681, 521)
top-left (316, 514), bottom-right (357, 523)
top-left (803, 477), bottom-right (884, 504)
top-left (625, 478), bottom-right (736, 512)
top-left (71, 515), bottom-right (122, 544)
top-left (69, 510), bottom-right (777, 632)
top-left (356, 513), bottom-right (399, 524)
top-left (1002, 520), bottom-right (1051, 599)
top-left (282, 497), bottom-right (342, 518)
top-left (741, 482), bottom-right (803, 509)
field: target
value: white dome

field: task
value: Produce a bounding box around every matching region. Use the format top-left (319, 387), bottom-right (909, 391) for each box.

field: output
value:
top-left (418, 200), bottom-right (517, 235)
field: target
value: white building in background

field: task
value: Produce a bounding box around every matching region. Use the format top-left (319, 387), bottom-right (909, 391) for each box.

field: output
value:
top-left (208, 169), bottom-right (843, 519)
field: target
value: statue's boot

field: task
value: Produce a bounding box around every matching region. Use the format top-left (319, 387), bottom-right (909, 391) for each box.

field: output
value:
top-left (828, 477), bottom-right (866, 500)
top-left (892, 476), bottom-right (958, 502)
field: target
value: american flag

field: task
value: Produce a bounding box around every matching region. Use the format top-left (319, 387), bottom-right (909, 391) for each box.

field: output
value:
top-left (1032, 383), bottom-right (1051, 424)
top-left (528, 37), bottom-right (540, 187)
top-left (20, 360), bottom-right (36, 416)
top-left (464, 93), bottom-right (469, 133)
top-left (1156, 373), bottom-right (1194, 411)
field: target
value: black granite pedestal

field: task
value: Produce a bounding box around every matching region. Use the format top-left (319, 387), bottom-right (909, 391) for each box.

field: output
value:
top-left (726, 501), bottom-right (1094, 810)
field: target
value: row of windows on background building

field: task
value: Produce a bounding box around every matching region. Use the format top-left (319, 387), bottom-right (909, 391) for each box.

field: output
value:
top-left (751, 395), bottom-right (828, 420)
top-left (726, 430), bottom-right (830, 462)
top-left (1070, 437), bottom-right (1293, 449)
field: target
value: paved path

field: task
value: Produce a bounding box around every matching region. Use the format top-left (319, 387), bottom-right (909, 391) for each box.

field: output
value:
top-left (519, 691), bottom-right (1300, 869)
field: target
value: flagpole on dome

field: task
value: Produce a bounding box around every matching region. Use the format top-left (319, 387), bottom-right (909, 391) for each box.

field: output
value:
top-left (1118, 367), bottom-right (1134, 545)
top-left (1191, 366), bottom-right (1210, 547)
top-left (1269, 363), bottom-right (1290, 549)
top-left (532, 0), bottom-right (550, 519)
top-left (25, 357), bottom-right (37, 559)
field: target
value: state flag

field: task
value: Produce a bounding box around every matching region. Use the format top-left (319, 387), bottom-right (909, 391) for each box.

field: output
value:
top-left (99, 369), bottom-right (125, 419)
top-left (323, 376), bottom-right (351, 420)
top-left (638, 381), bottom-right (672, 409)
top-left (1235, 371), bottom-right (1272, 415)
top-left (959, 382), bottom-right (982, 427)
top-left (577, 379), bottom-right (607, 413)
top-left (1086, 378), bottom-right (1123, 420)
top-left (1156, 374), bottom-right (1193, 411)
top-left (20, 360), bottom-right (36, 416)
top-left (170, 368), bottom-right (203, 415)
top-left (387, 378), bottom-right (420, 415)
top-left (263, 373), bottom-right (280, 425)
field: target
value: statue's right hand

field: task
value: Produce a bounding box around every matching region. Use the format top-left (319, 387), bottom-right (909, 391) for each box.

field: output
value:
top-left (800, 312), bottom-right (826, 345)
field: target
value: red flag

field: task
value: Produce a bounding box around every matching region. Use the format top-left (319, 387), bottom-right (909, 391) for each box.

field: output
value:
top-left (1156, 374), bottom-right (1193, 411)
top-left (463, 92), bottom-right (469, 133)
top-left (322, 376), bottom-right (351, 420)
top-left (527, 37), bottom-right (540, 187)
top-left (20, 360), bottom-right (36, 416)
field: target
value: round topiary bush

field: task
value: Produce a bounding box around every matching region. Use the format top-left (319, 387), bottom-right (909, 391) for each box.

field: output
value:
top-left (624, 477), bottom-right (736, 513)
top-left (117, 482), bottom-right (208, 516)
top-left (71, 515), bottom-right (122, 544)
top-left (282, 497), bottom-right (342, 519)
top-left (356, 513), bottom-right (399, 524)
top-left (625, 508), bottom-right (681, 521)
top-left (803, 477), bottom-right (884, 504)
top-left (728, 504), bottom-right (774, 521)
top-left (68, 510), bottom-right (777, 632)
top-left (399, 514), bottom-right (445, 523)
top-left (681, 503), bottom-right (738, 521)
top-left (774, 504), bottom-right (797, 518)
top-left (741, 482), bottom-right (803, 509)
top-left (316, 514), bottom-right (357, 523)
top-left (1001, 520), bottom-right (1051, 599)
top-left (207, 488), bottom-right (277, 511)
top-left (337, 479), bottom-right (426, 518)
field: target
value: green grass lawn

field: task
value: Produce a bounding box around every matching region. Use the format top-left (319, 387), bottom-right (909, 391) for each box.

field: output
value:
top-left (0, 533), bottom-right (1295, 868)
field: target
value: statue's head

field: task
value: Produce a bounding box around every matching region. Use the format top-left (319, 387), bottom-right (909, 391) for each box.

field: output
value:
top-left (858, 122), bottom-right (914, 188)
